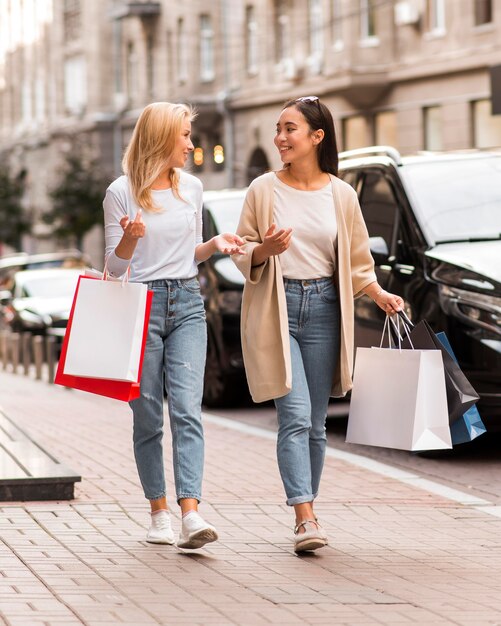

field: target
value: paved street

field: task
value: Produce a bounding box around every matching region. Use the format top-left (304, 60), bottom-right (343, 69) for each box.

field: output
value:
top-left (214, 404), bottom-right (501, 506)
top-left (1, 371), bottom-right (501, 626)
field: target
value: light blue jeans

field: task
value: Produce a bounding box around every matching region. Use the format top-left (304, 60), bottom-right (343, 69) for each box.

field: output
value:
top-left (130, 277), bottom-right (207, 502)
top-left (274, 277), bottom-right (340, 506)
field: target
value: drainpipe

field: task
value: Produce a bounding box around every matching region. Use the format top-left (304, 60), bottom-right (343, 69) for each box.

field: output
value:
top-left (220, 0), bottom-right (235, 188)
top-left (112, 17), bottom-right (123, 177)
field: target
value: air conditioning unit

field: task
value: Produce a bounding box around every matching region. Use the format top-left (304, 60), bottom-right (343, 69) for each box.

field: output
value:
top-left (113, 92), bottom-right (129, 112)
top-left (394, 0), bottom-right (421, 26)
top-left (307, 54), bottom-right (323, 76)
top-left (282, 58), bottom-right (297, 80)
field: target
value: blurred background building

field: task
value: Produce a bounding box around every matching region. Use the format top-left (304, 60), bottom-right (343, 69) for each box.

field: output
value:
top-left (0, 0), bottom-right (500, 265)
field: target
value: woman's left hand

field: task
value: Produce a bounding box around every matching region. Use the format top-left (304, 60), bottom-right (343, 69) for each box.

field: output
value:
top-left (214, 233), bottom-right (246, 256)
top-left (375, 289), bottom-right (404, 316)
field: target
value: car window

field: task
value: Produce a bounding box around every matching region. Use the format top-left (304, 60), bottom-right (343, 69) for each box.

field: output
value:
top-left (203, 196), bottom-right (245, 234)
top-left (359, 171), bottom-right (399, 250)
top-left (339, 169), bottom-right (359, 191)
top-left (400, 156), bottom-right (501, 244)
top-left (19, 274), bottom-right (80, 298)
top-left (202, 209), bottom-right (219, 242)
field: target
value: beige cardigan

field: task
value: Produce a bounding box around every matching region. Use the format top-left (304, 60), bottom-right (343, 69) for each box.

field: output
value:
top-left (233, 171), bottom-right (377, 403)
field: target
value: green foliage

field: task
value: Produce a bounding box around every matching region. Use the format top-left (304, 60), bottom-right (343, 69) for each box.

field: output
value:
top-left (0, 165), bottom-right (31, 250)
top-left (45, 151), bottom-right (108, 249)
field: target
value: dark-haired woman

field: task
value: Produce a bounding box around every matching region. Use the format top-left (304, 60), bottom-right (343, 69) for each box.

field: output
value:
top-left (233, 97), bottom-right (403, 553)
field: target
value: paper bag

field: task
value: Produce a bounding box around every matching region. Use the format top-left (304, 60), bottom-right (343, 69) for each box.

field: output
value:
top-left (400, 316), bottom-right (479, 425)
top-left (63, 276), bottom-right (148, 381)
top-left (55, 275), bottom-right (153, 401)
top-left (346, 345), bottom-right (452, 451)
top-left (435, 331), bottom-right (486, 444)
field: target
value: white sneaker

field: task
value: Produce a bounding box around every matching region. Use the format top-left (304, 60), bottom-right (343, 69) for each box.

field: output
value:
top-left (146, 510), bottom-right (175, 544)
top-left (177, 511), bottom-right (218, 549)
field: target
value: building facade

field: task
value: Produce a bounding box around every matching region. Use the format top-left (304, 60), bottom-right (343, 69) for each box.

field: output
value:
top-left (231, 0), bottom-right (501, 187)
top-left (1, 0), bottom-right (500, 261)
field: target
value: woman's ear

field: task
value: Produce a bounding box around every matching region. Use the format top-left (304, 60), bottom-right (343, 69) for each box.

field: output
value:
top-left (312, 129), bottom-right (325, 145)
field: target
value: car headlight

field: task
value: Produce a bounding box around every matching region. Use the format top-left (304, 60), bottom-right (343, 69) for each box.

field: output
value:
top-left (438, 285), bottom-right (501, 336)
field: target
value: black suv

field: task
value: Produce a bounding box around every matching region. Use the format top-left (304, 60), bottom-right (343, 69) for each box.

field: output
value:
top-left (338, 147), bottom-right (501, 429)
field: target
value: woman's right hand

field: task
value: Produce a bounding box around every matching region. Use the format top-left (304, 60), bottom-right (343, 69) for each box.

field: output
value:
top-left (252, 223), bottom-right (292, 266)
top-left (113, 210), bottom-right (145, 262)
top-left (120, 209), bottom-right (145, 240)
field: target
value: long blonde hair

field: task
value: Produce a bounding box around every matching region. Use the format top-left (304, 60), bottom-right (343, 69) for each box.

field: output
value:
top-left (122, 102), bottom-right (195, 211)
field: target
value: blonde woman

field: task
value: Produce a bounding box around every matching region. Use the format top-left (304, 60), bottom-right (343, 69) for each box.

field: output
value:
top-left (104, 102), bottom-right (244, 548)
top-left (233, 97), bottom-right (403, 553)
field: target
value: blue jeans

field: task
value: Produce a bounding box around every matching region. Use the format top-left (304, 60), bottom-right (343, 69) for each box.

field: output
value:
top-left (274, 277), bottom-right (340, 506)
top-left (130, 277), bottom-right (207, 502)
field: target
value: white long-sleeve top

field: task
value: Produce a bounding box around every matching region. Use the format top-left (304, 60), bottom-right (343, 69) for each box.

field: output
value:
top-left (103, 171), bottom-right (203, 282)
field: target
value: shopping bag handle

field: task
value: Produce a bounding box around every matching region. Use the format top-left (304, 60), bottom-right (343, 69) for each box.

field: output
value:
top-left (397, 309), bottom-right (414, 329)
top-left (102, 257), bottom-right (131, 286)
top-left (389, 311), bottom-right (414, 349)
top-left (380, 313), bottom-right (414, 350)
top-left (380, 315), bottom-right (403, 349)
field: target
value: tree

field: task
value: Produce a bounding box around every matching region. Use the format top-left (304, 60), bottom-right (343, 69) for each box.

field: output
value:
top-left (0, 165), bottom-right (31, 252)
top-left (45, 150), bottom-right (109, 250)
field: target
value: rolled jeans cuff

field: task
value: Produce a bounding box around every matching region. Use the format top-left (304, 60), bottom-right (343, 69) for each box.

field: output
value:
top-left (145, 492), bottom-right (166, 501)
top-left (286, 493), bottom-right (315, 506)
top-left (177, 493), bottom-right (202, 503)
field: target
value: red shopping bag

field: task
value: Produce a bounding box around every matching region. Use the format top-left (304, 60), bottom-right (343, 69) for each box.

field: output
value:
top-left (55, 276), bottom-right (153, 401)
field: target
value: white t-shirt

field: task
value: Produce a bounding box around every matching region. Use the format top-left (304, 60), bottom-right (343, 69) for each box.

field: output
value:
top-left (103, 171), bottom-right (203, 282)
top-left (273, 174), bottom-right (337, 279)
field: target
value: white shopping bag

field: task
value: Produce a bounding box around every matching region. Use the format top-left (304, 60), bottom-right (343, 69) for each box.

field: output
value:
top-left (63, 276), bottom-right (148, 382)
top-left (346, 342), bottom-right (452, 452)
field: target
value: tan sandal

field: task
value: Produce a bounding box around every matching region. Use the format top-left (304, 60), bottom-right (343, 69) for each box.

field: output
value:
top-left (293, 519), bottom-right (328, 553)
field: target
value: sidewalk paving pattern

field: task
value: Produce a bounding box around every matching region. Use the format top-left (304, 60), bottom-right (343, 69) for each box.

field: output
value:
top-left (0, 372), bottom-right (501, 625)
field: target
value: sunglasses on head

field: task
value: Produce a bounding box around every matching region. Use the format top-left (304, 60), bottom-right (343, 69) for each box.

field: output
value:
top-left (295, 96), bottom-right (321, 112)
top-left (295, 96), bottom-right (319, 104)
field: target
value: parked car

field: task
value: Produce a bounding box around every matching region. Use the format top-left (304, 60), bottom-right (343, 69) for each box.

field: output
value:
top-left (0, 268), bottom-right (84, 340)
top-left (338, 146), bottom-right (501, 429)
top-left (199, 189), bottom-right (247, 407)
top-left (0, 250), bottom-right (90, 291)
top-left (200, 150), bottom-right (501, 431)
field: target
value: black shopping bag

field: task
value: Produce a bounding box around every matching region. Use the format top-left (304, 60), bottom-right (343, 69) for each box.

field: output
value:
top-left (398, 312), bottom-right (479, 425)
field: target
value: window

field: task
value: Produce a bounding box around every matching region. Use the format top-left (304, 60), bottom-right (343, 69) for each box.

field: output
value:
top-left (375, 111), bottom-right (398, 148)
top-left (274, 0), bottom-right (291, 63)
top-left (425, 0), bottom-right (445, 33)
top-left (309, 0), bottom-right (324, 65)
top-left (22, 79), bottom-right (32, 125)
top-left (126, 42), bottom-right (138, 101)
top-left (360, 0), bottom-right (376, 40)
top-left (177, 18), bottom-right (188, 84)
top-left (245, 5), bottom-right (258, 75)
top-left (200, 14), bottom-right (214, 82)
top-left (423, 106), bottom-right (443, 150)
top-left (474, 0), bottom-right (492, 26)
top-left (331, 0), bottom-right (343, 47)
top-left (63, 0), bottom-right (81, 42)
top-left (343, 115), bottom-right (370, 151)
top-left (359, 171), bottom-right (399, 250)
top-left (35, 75), bottom-right (45, 122)
top-left (64, 55), bottom-right (86, 114)
top-left (146, 35), bottom-right (154, 98)
top-left (472, 99), bottom-right (501, 148)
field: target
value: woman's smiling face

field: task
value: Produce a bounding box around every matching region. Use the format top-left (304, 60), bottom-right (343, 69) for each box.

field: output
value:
top-left (274, 106), bottom-right (318, 165)
top-left (169, 117), bottom-right (194, 168)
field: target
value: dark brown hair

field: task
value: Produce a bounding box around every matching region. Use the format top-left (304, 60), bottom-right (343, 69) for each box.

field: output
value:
top-left (283, 97), bottom-right (339, 176)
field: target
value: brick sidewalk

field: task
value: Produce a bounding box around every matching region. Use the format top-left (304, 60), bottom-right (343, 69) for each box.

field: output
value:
top-left (1, 372), bottom-right (501, 626)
